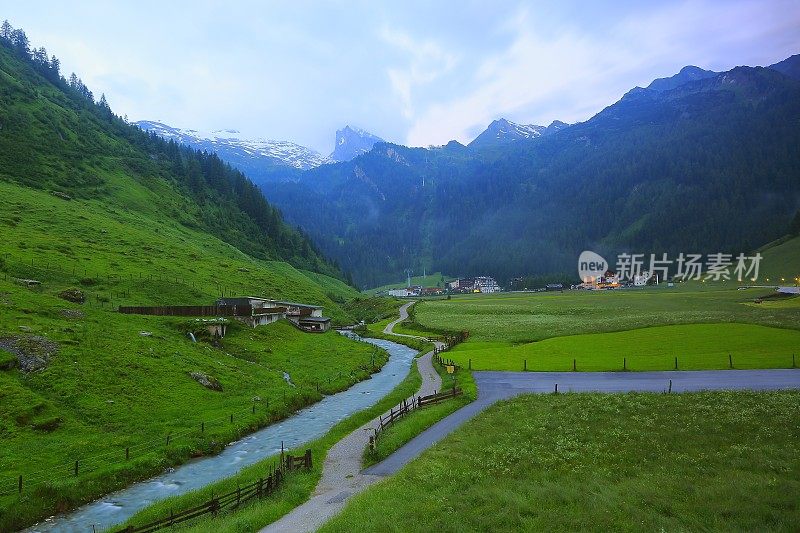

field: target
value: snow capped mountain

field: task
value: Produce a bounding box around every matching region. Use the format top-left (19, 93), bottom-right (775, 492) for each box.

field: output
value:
top-left (468, 118), bottom-right (568, 148)
top-left (329, 125), bottom-right (384, 162)
top-left (134, 120), bottom-right (331, 170)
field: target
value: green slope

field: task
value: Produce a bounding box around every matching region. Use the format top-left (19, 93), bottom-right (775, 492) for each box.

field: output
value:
top-left (0, 25), bottom-right (370, 530)
top-left (759, 235), bottom-right (800, 282)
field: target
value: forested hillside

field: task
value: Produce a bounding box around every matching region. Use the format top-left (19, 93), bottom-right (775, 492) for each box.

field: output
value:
top-left (0, 24), bottom-right (340, 279)
top-left (257, 58), bottom-right (800, 287)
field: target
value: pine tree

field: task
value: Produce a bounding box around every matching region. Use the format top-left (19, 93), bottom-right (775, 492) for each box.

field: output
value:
top-left (10, 28), bottom-right (29, 56)
top-left (50, 55), bottom-right (60, 76)
top-left (69, 72), bottom-right (78, 88)
top-left (0, 20), bottom-right (12, 40)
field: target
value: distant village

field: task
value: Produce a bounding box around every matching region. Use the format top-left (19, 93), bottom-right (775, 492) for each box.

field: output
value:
top-left (384, 276), bottom-right (501, 297)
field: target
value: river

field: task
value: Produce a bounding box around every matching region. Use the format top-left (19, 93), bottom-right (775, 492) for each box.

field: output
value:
top-left (27, 336), bottom-right (416, 532)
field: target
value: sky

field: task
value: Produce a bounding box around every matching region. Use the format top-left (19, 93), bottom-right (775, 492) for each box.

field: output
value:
top-left (4, 1), bottom-right (799, 153)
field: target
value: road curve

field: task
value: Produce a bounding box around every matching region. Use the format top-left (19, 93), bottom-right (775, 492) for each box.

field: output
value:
top-left (260, 301), bottom-right (441, 533)
top-left (364, 368), bottom-right (800, 476)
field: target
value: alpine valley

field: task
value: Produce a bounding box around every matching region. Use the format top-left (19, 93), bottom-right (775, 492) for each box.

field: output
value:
top-left (143, 55), bottom-right (800, 288)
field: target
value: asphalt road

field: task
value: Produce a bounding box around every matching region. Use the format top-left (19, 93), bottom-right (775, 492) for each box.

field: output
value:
top-left (364, 368), bottom-right (800, 476)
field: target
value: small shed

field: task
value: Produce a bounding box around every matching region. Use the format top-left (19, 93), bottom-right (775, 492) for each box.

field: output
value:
top-left (298, 316), bottom-right (332, 332)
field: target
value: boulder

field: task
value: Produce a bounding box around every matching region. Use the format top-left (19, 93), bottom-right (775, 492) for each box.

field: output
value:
top-left (58, 288), bottom-right (85, 304)
top-left (0, 335), bottom-right (59, 373)
top-left (189, 371), bottom-right (223, 391)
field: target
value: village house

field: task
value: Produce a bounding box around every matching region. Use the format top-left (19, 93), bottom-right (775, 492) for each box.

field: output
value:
top-left (447, 276), bottom-right (501, 293)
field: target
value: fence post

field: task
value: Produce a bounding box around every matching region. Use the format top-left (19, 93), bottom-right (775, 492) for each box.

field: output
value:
top-left (729, 353), bottom-right (733, 369)
top-left (524, 359), bottom-right (527, 371)
top-left (166, 435), bottom-right (170, 446)
top-left (668, 379), bottom-right (672, 394)
top-left (793, 353), bottom-right (796, 368)
top-left (675, 356), bottom-right (678, 370)
top-left (74, 460), bottom-right (79, 476)
top-left (18, 475), bottom-right (22, 493)
top-left (230, 413), bottom-right (233, 423)
top-left (126, 447), bottom-right (130, 461)
top-left (573, 358), bottom-right (576, 371)
top-left (305, 449), bottom-right (312, 469)
top-left (369, 435), bottom-right (374, 452)
top-left (201, 421), bottom-right (205, 433)
top-left (554, 383), bottom-right (558, 394)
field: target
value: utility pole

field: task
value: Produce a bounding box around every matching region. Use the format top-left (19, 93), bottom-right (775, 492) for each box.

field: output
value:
top-left (404, 268), bottom-right (413, 288)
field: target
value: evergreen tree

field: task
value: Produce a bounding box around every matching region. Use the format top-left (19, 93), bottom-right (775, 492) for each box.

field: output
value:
top-left (10, 29), bottom-right (29, 56)
top-left (0, 20), bottom-right (12, 40)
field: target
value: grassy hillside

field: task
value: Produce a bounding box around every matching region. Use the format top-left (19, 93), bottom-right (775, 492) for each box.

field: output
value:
top-left (0, 25), bottom-right (375, 530)
top-left (759, 235), bottom-right (800, 282)
top-left (323, 391), bottom-right (800, 532)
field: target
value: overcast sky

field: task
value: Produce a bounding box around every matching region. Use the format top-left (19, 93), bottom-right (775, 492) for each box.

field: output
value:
top-left (4, 1), bottom-right (799, 153)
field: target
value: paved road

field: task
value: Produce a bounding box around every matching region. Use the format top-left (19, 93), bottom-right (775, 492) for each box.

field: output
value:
top-left (261, 302), bottom-right (441, 533)
top-left (365, 368), bottom-right (800, 476)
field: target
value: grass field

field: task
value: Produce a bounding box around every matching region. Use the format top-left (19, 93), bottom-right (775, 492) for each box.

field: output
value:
top-left (0, 274), bottom-right (383, 531)
top-left (447, 323), bottom-right (800, 371)
top-left (323, 390), bottom-right (800, 532)
top-left (414, 286), bottom-right (800, 344)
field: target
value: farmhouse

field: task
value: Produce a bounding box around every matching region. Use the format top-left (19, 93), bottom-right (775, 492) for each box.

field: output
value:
top-left (215, 297), bottom-right (288, 327)
top-left (217, 297), bottom-right (331, 332)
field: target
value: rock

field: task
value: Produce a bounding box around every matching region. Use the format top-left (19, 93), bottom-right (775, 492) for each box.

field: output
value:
top-left (139, 331), bottom-right (153, 337)
top-left (189, 371), bottom-right (223, 391)
top-left (58, 288), bottom-right (85, 304)
top-left (52, 191), bottom-right (72, 201)
top-left (18, 326), bottom-right (32, 332)
top-left (252, 396), bottom-right (262, 402)
top-left (60, 309), bottom-right (85, 319)
top-left (238, 267), bottom-right (250, 273)
top-left (0, 335), bottom-right (59, 373)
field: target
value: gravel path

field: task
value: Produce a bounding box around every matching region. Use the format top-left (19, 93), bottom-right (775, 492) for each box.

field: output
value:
top-left (260, 301), bottom-right (441, 533)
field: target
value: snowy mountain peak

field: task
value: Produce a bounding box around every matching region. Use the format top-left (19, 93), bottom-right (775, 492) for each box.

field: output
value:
top-left (330, 126), bottom-right (384, 162)
top-left (468, 118), bottom-right (568, 148)
top-left (134, 120), bottom-right (331, 170)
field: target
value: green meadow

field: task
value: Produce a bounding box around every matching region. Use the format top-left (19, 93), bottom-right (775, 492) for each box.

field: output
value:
top-left (448, 323), bottom-right (800, 371)
top-left (323, 390), bottom-right (800, 532)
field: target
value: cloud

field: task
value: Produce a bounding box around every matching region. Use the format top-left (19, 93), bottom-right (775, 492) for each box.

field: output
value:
top-left (380, 27), bottom-right (458, 119)
top-left (402, 0), bottom-right (800, 147)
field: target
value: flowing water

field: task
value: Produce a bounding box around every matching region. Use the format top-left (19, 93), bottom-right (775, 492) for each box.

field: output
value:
top-left (27, 336), bottom-right (417, 532)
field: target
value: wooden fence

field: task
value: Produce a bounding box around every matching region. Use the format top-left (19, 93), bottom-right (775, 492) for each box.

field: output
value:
top-left (113, 450), bottom-right (311, 533)
top-left (119, 305), bottom-right (253, 317)
top-left (369, 387), bottom-right (463, 452)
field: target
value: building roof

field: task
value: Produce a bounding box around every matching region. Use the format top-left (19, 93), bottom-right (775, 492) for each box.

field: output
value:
top-left (271, 300), bottom-right (324, 309)
top-left (299, 316), bottom-right (331, 323)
